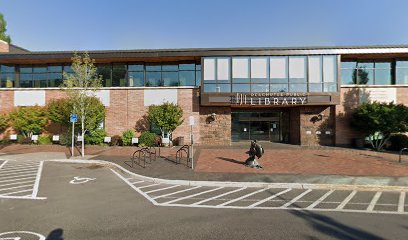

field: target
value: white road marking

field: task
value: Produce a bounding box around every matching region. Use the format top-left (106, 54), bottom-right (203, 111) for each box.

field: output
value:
top-left (0, 173), bottom-right (37, 181)
top-left (0, 231), bottom-right (45, 240)
top-left (0, 180), bottom-right (35, 188)
top-left (218, 188), bottom-right (270, 207)
top-left (191, 187), bottom-right (247, 206)
top-left (130, 180), bottom-right (144, 185)
top-left (31, 161), bottom-right (43, 197)
top-left (281, 189), bottom-right (313, 208)
top-left (162, 187), bottom-right (224, 204)
top-left (0, 170), bottom-right (37, 177)
top-left (0, 184), bottom-right (34, 192)
top-left (336, 190), bottom-right (357, 210)
top-left (367, 192), bottom-right (382, 211)
top-left (0, 188), bottom-right (32, 196)
top-left (0, 176), bottom-right (37, 184)
top-left (145, 185), bottom-right (180, 194)
top-left (152, 186), bottom-right (202, 200)
top-left (398, 192), bottom-right (406, 213)
top-left (139, 183), bottom-right (161, 189)
top-left (249, 188), bottom-right (292, 208)
top-left (0, 166), bottom-right (40, 173)
top-left (0, 160), bottom-right (8, 169)
top-left (306, 190), bottom-right (335, 210)
top-left (69, 176), bottom-right (96, 184)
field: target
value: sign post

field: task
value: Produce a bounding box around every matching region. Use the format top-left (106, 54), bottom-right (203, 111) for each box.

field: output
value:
top-left (70, 114), bottom-right (78, 157)
top-left (189, 116), bottom-right (195, 169)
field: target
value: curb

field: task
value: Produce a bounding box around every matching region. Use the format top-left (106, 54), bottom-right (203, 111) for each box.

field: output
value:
top-left (43, 159), bottom-right (408, 192)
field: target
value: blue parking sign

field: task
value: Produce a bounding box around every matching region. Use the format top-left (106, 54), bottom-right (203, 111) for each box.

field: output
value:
top-left (70, 114), bottom-right (78, 123)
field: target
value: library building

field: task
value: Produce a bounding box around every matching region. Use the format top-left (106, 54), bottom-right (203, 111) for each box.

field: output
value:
top-left (1, 40), bottom-right (408, 146)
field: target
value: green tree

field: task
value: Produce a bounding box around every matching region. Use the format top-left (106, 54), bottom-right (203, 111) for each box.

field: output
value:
top-left (9, 106), bottom-right (48, 137)
top-left (0, 114), bottom-right (9, 132)
top-left (61, 52), bottom-right (103, 157)
top-left (351, 102), bottom-right (408, 151)
top-left (47, 97), bottom-right (105, 132)
top-left (352, 68), bottom-right (369, 84)
top-left (0, 13), bottom-right (11, 43)
top-left (147, 102), bottom-right (183, 141)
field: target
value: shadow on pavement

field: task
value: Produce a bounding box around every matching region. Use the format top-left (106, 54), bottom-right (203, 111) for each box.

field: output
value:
top-left (217, 157), bottom-right (245, 165)
top-left (46, 228), bottom-right (64, 240)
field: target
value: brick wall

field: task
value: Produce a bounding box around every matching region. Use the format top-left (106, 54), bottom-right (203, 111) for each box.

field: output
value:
top-left (299, 106), bottom-right (335, 146)
top-left (199, 106), bottom-right (231, 145)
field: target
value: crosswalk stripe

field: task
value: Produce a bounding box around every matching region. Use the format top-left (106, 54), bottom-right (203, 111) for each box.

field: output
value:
top-left (336, 190), bottom-right (357, 210)
top-left (0, 165), bottom-right (39, 172)
top-left (218, 188), bottom-right (270, 207)
top-left (0, 188), bottom-right (32, 196)
top-left (130, 180), bottom-right (144, 185)
top-left (162, 187), bottom-right (224, 204)
top-left (0, 184), bottom-right (33, 192)
top-left (249, 188), bottom-right (292, 207)
top-left (0, 170), bottom-right (38, 177)
top-left (152, 186), bottom-right (202, 200)
top-left (367, 192), bottom-right (382, 211)
top-left (2, 163), bottom-right (39, 168)
top-left (0, 176), bottom-right (37, 184)
top-left (306, 190), bottom-right (335, 209)
top-left (191, 187), bottom-right (247, 206)
top-left (0, 173), bottom-right (37, 181)
top-left (281, 189), bottom-right (313, 208)
top-left (0, 160), bottom-right (8, 169)
top-left (145, 185), bottom-right (180, 194)
top-left (398, 192), bottom-right (406, 213)
top-left (0, 180), bottom-right (35, 188)
top-left (139, 183), bottom-right (161, 189)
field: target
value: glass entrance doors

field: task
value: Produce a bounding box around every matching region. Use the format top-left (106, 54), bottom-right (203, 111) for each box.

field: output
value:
top-left (231, 112), bottom-right (283, 142)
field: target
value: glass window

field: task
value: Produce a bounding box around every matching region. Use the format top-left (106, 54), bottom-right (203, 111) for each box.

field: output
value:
top-left (289, 56), bottom-right (306, 83)
top-left (270, 57), bottom-right (288, 83)
top-left (63, 65), bottom-right (74, 73)
top-left (162, 64), bottom-right (178, 71)
top-left (146, 71), bottom-right (162, 86)
top-left (251, 84), bottom-right (269, 93)
top-left (203, 84), bottom-right (217, 92)
top-left (20, 66), bottom-right (32, 74)
top-left (341, 61), bottom-right (356, 69)
top-left (309, 83), bottom-right (323, 92)
top-left (128, 71), bottom-right (144, 87)
top-left (308, 56), bottom-right (322, 83)
top-left (324, 83), bottom-right (337, 92)
top-left (195, 70), bottom-right (201, 87)
top-left (20, 73), bottom-right (32, 88)
top-left (232, 84), bottom-right (250, 93)
top-left (48, 72), bottom-right (63, 87)
top-left (33, 66), bottom-right (47, 73)
top-left (33, 73), bottom-right (47, 88)
top-left (341, 69), bottom-right (356, 85)
top-left (179, 63), bottom-right (195, 71)
top-left (0, 64), bottom-right (15, 88)
top-left (146, 64), bottom-right (161, 71)
top-left (270, 84), bottom-right (288, 92)
top-left (357, 62), bottom-right (374, 68)
top-left (179, 71), bottom-right (195, 86)
top-left (356, 68), bottom-right (374, 85)
top-left (128, 64), bottom-right (144, 71)
top-left (203, 58), bottom-right (215, 81)
top-left (1, 64), bottom-right (15, 73)
top-left (217, 58), bottom-right (230, 82)
top-left (251, 57), bottom-right (268, 83)
top-left (323, 55), bottom-right (337, 83)
top-left (162, 71), bottom-right (179, 86)
top-left (397, 61), bottom-right (408, 85)
top-left (375, 69), bottom-right (391, 85)
top-left (218, 84), bottom-right (231, 92)
top-left (232, 58), bottom-right (249, 83)
top-left (112, 64), bottom-right (127, 87)
top-left (97, 65), bottom-right (112, 87)
top-left (289, 83), bottom-right (307, 92)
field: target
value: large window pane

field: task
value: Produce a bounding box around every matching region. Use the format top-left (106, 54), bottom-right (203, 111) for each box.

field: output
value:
top-left (217, 58), bottom-right (230, 82)
top-left (146, 72), bottom-right (162, 86)
top-left (270, 84), bottom-right (288, 92)
top-left (289, 83), bottom-right (307, 92)
top-left (324, 83), bottom-right (337, 92)
top-left (251, 57), bottom-right (267, 83)
top-left (218, 84), bottom-right (231, 92)
top-left (1, 64), bottom-right (15, 73)
top-left (309, 83), bottom-right (323, 92)
top-left (196, 70), bottom-right (201, 86)
top-left (232, 84), bottom-right (251, 92)
top-left (341, 69), bottom-right (355, 85)
top-left (128, 71), bottom-right (144, 87)
top-left (203, 84), bottom-right (217, 92)
top-left (0, 73), bottom-right (15, 88)
top-left (33, 66), bottom-right (47, 73)
top-left (323, 55), bottom-right (336, 83)
top-left (251, 84), bottom-right (269, 93)
top-left (48, 65), bottom-right (62, 72)
top-left (232, 58), bottom-right (249, 83)
top-left (162, 71), bottom-right (179, 86)
top-left (203, 58), bottom-right (215, 81)
top-left (397, 68), bottom-right (408, 84)
top-left (33, 73), bottom-right (47, 88)
top-left (146, 65), bottom-right (161, 71)
top-left (179, 71), bottom-right (195, 86)
top-left (128, 64), bottom-right (144, 71)
top-left (162, 65), bottom-right (178, 71)
top-left (20, 74), bottom-right (32, 88)
top-left (289, 56), bottom-right (306, 83)
top-left (341, 61), bottom-right (356, 69)
top-left (308, 56), bottom-right (322, 83)
top-left (374, 69), bottom-right (391, 85)
top-left (357, 68), bottom-right (373, 85)
top-left (48, 72), bottom-right (63, 87)
top-left (20, 66), bottom-right (32, 74)
top-left (179, 63), bottom-right (195, 71)
top-left (97, 65), bottom-right (112, 87)
top-left (112, 64), bottom-right (127, 87)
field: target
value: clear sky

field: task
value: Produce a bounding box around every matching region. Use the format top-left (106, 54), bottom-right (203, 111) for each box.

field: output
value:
top-left (1, 0), bottom-right (408, 51)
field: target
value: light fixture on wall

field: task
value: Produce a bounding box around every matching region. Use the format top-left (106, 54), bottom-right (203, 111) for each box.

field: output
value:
top-left (311, 113), bottom-right (324, 123)
top-left (207, 113), bottom-right (217, 123)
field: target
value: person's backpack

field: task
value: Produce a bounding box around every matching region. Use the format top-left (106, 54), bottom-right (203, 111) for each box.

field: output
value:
top-left (255, 144), bottom-right (264, 158)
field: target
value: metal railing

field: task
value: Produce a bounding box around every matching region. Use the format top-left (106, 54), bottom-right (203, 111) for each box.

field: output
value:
top-left (399, 148), bottom-right (408, 163)
top-left (176, 145), bottom-right (192, 167)
top-left (129, 146), bottom-right (158, 168)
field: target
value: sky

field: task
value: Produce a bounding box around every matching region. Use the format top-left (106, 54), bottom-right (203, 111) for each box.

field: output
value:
top-left (1, 0), bottom-right (408, 51)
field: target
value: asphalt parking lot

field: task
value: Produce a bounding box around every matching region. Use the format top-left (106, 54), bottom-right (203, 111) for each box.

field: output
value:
top-left (0, 160), bottom-right (407, 240)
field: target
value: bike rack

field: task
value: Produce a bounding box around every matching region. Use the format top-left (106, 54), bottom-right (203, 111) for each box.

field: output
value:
top-left (176, 145), bottom-right (191, 167)
top-left (399, 148), bottom-right (408, 163)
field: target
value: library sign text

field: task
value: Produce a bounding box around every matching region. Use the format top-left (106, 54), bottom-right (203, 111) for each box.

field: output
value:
top-left (232, 93), bottom-right (308, 106)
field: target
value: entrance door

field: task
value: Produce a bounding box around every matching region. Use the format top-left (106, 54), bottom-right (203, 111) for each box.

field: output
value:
top-left (250, 121), bottom-right (270, 141)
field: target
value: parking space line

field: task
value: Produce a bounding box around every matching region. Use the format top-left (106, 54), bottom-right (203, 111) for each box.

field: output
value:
top-left (130, 180), bottom-right (144, 185)
top-left (0, 188), bottom-right (32, 196)
top-left (0, 176), bottom-right (37, 184)
top-left (0, 184), bottom-right (33, 192)
top-left (162, 187), bottom-right (224, 204)
top-left (0, 180), bottom-right (35, 188)
top-left (398, 192), bottom-right (405, 213)
top-left (139, 183), bottom-right (161, 189)
top-left (191, 187), bottom-right (247, 206)
top-left (31, 161), bottom-right (43, 198)
top-left (306, 190), bottom-right (335, 209)
top-left (0, 173), bottom-right (37, 181)
top-left (249, 188), bottom-right (292, 208)
top-left (145, 185), bottom-right (180, 194)
top-left (0, 160), bottom-right (8, 169)
top-left (152, 186), bottom-right (202, 200)
top-left (367, 192), bottom-right (382, 211)
top-left (0, 170), bottom-right (38, 177)
top-left (0, 166), bottom-right (39, 172)
top-left (336, 190), bottom-right (357, 210)
top-left (218, 188), bottom-right (270, 207)
top-left (281, 189), bottom-right (313, 208)
top-left (2, 163), bottom-right (40, 168)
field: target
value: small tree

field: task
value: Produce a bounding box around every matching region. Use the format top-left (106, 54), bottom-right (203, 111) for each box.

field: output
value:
top-left (61, 52), bottom-right (103, 157)
top-left (0, 13), bottom-right (11, 43)
top-left (147, 102), bottom-right (184, 141)
top-left (9, 106), bottom-right (48, 137)
top-left (351, 102), bottom-right (408, 151)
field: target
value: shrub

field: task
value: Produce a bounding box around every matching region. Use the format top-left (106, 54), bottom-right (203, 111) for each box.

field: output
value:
top-left (37, 134), bottom-right (52, 145)
top-left (9, 106), bottom-right (48, 137)
top-left (110, 135), bottom-right (122, 146)
top-left (139, 132), bottom-right (157, 147)
top-left (17, 135), bottom-right (32, 144)
top-left (85, 128), bottom-right (107, 145)
top-left (387, 134), bottom-right (408, 151)
top-left (59, 132), bottom-right (72, 146)
top-left (0, 114), bottom-right (9, 132)
top-left (122, 129), bottom-right (135, 146)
